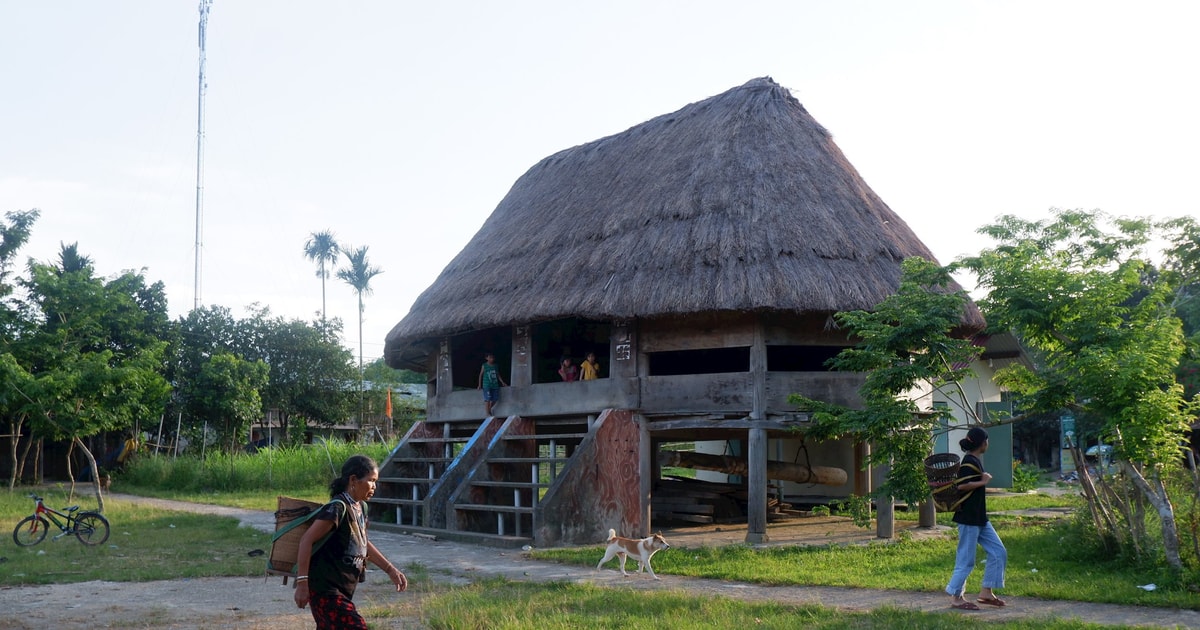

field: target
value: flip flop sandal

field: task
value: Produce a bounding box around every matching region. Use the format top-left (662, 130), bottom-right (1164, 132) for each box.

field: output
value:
top-left (977, 596), bottom-right (1006, 607)
top-left (951, 601), bottom-right (981, 610)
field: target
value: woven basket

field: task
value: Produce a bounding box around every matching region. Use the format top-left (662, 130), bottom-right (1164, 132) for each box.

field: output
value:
top-left (267, 496), bottom-right (322, 575)
top-left (924, 453), bottom-right (961, 484)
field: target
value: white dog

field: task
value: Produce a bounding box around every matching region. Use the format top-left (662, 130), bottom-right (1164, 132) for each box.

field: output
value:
top-left (596, 528), bottom-right (671, 579)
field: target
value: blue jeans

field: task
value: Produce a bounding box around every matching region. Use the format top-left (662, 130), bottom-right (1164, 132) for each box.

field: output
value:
top-left (946, 521), bottom-right (1006, 597)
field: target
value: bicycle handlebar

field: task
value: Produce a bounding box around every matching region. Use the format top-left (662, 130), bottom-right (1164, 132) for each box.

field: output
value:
top-left (26, 494), bottom-right (43, 502)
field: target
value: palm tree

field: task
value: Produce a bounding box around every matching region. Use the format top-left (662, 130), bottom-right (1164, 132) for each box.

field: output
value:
top-left (303, 230), bottom-right (341, 322)
top-left (336, 245), bottom-right (383, 429)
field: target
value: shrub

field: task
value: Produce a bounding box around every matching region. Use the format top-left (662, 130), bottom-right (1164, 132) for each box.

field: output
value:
top-left (1011, 461), bottom-right (1041, 492)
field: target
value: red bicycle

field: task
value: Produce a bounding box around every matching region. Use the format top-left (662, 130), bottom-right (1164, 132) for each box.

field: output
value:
top-left (12, 494), bottom-right (110, 546)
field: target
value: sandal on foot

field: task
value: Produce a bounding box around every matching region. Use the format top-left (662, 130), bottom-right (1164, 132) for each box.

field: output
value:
top-left (976, 596), bottom-right (1006, 607)
top-left (951, 601), bottom-right (981, 610)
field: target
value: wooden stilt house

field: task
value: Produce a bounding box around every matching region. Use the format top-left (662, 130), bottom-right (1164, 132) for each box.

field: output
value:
top-left (378, 77), bottom-right (985, 547)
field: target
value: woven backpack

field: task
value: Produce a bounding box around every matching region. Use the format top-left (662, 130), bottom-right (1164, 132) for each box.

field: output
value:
top-left (924, 453), bottom-right (982, 513)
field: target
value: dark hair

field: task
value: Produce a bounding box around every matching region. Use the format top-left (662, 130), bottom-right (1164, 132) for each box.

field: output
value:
top-left (329, 454), bottom-right (377, 497)
top-left (959, 426), bottom-right (989, 453)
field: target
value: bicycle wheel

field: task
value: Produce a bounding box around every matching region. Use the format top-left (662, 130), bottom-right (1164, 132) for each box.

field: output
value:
top-left (13, 515), bottom-right (49, 546)
top-left (74, 512), bottom-right (110, 546)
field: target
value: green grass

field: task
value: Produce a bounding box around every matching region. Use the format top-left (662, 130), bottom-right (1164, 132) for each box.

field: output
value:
top-left (534, 517), bottom-right (1199, 610)
top-left (0, 482), bottom-right (1182, 627)
top-left (1, 488), bottom-right (269, 586)
top-left (391, 578), bottom-right (1125, 629)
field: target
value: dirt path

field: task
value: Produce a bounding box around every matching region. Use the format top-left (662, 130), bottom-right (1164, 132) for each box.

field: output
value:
top-left (1, 494), bottom-right (1197, 629)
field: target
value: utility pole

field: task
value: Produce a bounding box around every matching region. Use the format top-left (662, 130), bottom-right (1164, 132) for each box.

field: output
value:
top-left (193, 0), bottom-right (212, 311)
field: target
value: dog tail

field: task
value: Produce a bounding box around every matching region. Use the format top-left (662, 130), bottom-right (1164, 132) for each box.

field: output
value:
top-left (606, 528), bottom-right (617, 542)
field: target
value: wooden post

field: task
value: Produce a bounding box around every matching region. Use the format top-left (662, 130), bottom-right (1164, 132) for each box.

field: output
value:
top-left (511, 325), bottom-right (532, 387)
top-left (919, 498), bottom-right (936, 527)
top-left (436, 338), bottom-right (452, 402)
top-left (638, 414), bottom-right (652, 536)
top-left (746, 427), bottom-right (769, 543)
top-left (610, 320), bottom-right (637, 378)
top-left (746, 319), bottom-right (769, 543)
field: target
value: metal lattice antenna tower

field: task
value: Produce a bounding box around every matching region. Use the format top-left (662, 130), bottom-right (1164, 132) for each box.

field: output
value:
top-left (193, 0), bottom-right (212, 311)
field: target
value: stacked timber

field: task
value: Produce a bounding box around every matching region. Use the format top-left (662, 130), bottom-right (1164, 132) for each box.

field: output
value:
top-left (653, 477), bottom-right (744, 524)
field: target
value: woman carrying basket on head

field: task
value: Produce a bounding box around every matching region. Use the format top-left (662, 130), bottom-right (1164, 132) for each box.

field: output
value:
top-left (294, 455), bottom-right (407, 629)
top-left (946, 426), bottom-right (1008, 611)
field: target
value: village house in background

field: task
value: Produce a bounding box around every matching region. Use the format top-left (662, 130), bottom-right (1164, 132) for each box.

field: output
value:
top-left (395, 79), bottom-right (1001, 545)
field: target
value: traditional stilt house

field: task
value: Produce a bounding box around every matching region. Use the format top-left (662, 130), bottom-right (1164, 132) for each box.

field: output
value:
top-left (378, 77), bottom-right (985, 547)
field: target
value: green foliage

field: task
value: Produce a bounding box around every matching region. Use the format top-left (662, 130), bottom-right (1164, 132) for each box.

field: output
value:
top-left (238, 304), bottom-right (357, 431)
top-left (958, 210), bottom-right (1193, 466)
top-left (958, 209), bottom-right (1200, 571)
top-left (1011, 462), bottom-right (1041, 493)
top-left (186, 351), bottom-right (269, 453)
top-left (119, 440), bottom-right (391, 498)
top-left (11, 244), bottom-right (172, 469)
top-left (830, 495), bottom-right (873, 528)
top-left (363, 357), bottom-right (424, 385)
top-left (790, 257), bottom-right (981, 506)
top-left (303, 229), bottom-right (341, 322)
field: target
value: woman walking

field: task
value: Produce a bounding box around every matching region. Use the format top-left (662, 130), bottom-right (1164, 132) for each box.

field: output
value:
top-left (946, 426), bottom-right (1007, 610)
top-left (294, 455), bottom-right (408, 628)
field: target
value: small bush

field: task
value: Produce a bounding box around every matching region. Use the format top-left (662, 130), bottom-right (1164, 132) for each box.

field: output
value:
top-left (1011, 461), bottom-right (1041, 493)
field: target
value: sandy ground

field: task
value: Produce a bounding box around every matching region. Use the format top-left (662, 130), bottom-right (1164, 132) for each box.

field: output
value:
top-left (2, 494), bottom-right (1198, 629)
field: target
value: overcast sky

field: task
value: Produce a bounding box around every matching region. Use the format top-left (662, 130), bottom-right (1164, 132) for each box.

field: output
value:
top-left (2, 1), bottom-right (1197, 365)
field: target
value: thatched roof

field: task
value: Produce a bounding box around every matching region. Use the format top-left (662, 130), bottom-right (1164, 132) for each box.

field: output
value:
top-left (386, 77), bottom-right (983, 367)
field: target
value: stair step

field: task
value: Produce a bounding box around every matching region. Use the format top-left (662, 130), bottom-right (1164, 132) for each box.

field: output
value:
top-left (454, 503), bottom-right (534, 514)
top-left (378, 476), bottom-right (437, 484)
top-left (369, 523), bottom-right (532, 549)
top-left (389, 457), bottom-right (454, 463)
top-left (502, 433), bottom-right (586, 441)
top-left (404, 436), bottom-right (473, 444)
top-left (369, 497), bottom-right (422, 506)
top-left (486, 457), bottom-right (568, 464)
top-left (469, 481), bottom-right (550, 488)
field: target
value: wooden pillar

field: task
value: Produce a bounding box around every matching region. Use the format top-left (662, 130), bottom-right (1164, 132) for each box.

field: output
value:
top-left (745, 319), bottom-right (769, 543)
top-left (610, 320), bottom-right (637, 378)
top-left (436, 337), bottom-right (452, 411)
top-left (746, 427), bottom-right (769, 543)
top-left (918, 498), bottom-right (936, 527)
top-left (638, 414), bottom-right (652, 536)
top-left (511, 325), bottom-right (532, 387)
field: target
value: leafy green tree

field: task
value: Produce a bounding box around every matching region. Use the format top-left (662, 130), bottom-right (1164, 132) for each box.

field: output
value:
top-left (17, 244), bottom-right (172, 507)
top-left (790, 258), bottom-right (982, 507)
top-left (186, 351), bottom-right (268, 455)
top-left (237, 305), bottom-right (356, 442)
top-left (0, 209), bottom-right (40, 489)
top-left (958, 209), bottom-right (1198, 570)
top-left (336, 245), bottom-right (383, 429)
top-left (362, 357), bottom-right (424, 387)
top-left (304, 230), bottom-right (341, 323)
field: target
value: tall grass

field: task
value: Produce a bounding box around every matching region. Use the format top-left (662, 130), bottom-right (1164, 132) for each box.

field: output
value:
top-left (119, 440), bottom-right (392, 505)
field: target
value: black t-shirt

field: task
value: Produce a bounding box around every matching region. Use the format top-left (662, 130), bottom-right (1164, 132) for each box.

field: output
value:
top-left (951, 454), bottom-right (988, 526)
top-left (308, 497), bottom-right (369, 599)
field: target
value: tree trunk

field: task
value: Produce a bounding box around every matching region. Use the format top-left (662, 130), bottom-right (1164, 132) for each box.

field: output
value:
top-left (7, 417), bottom-right (22, 490)
top-left (658, 449), bottom-right (848, 486)
top-left (1121, 460), bottom-right (1182, 570)
top-left (74, 436), bottom-right (105, 513)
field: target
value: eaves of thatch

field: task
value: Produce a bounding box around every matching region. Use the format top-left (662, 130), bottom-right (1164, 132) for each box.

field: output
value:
top-left (385, 77), bottom-right (984, 367)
